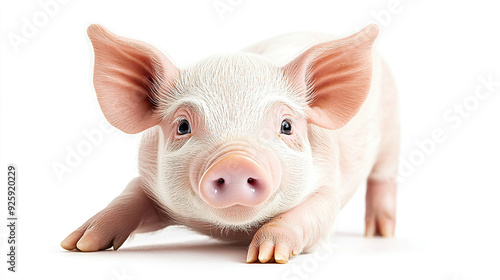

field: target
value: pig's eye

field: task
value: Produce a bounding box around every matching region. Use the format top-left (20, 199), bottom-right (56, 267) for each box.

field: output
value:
top-left (280, 119), bottom-right (292, 135)
top-left (177, 119), bottom-right (191, 135)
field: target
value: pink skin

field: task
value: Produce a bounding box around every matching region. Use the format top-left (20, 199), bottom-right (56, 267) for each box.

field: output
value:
top-left (199, 153), bottom-right (275, 208)
top-left (61, 24), bottom-right (398, 264)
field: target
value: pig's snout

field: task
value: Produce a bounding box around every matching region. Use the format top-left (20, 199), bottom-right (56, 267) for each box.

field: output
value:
top-left (199, 153), bottom-right (273, 208)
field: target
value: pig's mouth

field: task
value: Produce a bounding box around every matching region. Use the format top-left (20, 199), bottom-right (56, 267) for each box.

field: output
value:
top-left (212, 204), bottom-right (266, 226)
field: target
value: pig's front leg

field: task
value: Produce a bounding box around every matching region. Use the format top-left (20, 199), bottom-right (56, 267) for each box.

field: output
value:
top-left (61, 178), bottom-right (170, 251)
top-left (247, 185), bottom-right (339, 264)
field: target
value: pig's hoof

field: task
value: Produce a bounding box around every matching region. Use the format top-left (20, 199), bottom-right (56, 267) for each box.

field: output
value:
top-left (365, 212), bottom-right (395, 237)
top-left (61, 209), bottom-right (139, 252)
top-left (246, 223), bottom-right (302, 264)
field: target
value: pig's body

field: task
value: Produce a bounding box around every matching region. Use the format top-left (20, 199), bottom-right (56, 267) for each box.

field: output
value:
top-left (62, 25), bottom-right (399, 263)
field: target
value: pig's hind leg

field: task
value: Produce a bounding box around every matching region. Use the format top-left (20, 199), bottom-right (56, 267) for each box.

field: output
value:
top-left (365, 59), bottom-right (400, 237)
top-left (61, 177), bottom-right (170, 251)
top-left (365, 131), bottom-right (399, 237)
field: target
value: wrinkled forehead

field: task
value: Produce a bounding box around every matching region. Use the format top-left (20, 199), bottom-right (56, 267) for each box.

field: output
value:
top-left (162, 53), bottom-right (306, 127)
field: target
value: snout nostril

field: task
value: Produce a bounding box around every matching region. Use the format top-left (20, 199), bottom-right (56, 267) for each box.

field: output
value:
top-left (247, 177), bottom-right (254, 184)
top-left (217, 178), bottom-right (225, 184)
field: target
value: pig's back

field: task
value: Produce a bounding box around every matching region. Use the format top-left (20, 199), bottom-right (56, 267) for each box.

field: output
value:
top-left (243, 32), bottom-right (340, 66)
top-left (244, 32), bottom-right (396, 206)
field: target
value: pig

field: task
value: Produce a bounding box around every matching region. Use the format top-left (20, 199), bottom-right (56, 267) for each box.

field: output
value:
top-left (61, 23), bottom-right (399, 264)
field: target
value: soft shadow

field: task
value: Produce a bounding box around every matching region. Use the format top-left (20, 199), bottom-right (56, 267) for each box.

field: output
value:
top-left (116, 240), bottom-right (248, 263)
top-left (334, 231), bottom-right (365, 238)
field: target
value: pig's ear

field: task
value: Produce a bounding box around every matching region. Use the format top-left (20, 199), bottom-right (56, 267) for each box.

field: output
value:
top-left (87, 24), bottom-right (179, 134)
top-left (283, 24), bottom-right (379, 130)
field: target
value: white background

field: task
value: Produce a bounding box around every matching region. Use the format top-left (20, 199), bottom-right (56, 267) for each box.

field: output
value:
top-left (1, 0), bottom-right (500, 279)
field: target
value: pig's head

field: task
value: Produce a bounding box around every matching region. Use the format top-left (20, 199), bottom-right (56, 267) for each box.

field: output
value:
top-left (87, 24), bottom-right (378, 230)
